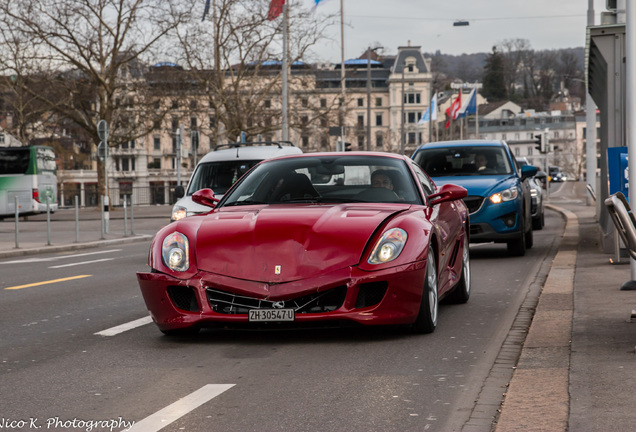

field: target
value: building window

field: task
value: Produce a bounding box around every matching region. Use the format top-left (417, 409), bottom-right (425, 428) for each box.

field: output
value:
top-left (302, 136), bottom-right (309, 147)
top-left (265, 99), bottom-right (271, 108)
top-left (376, 133), bottom-right (383, 148)
top-left (375, 97), bottom-right (382, 107)
top-left (357, 98), bottom-right (364, 107)
top-left (122, 158), bottom-right (129, 171)
top-left (190, 117), bottom-right (197, 129)
top-left (514, 147), bottom-right (520, 156)
top-left (357, 135), bottom-right (364, 149)
top-left (407, 112), bottom-right (418, 124)
top-left (408, 132), bottom-right (416, 144)
top-left (376, 114), bottom-right (383, 126)
top-left (404, 93), bottom-right (421, 104)
top-left (154, 137), bottom-right (160, 151)
top-left (301, 116), bottom-right (308, 126)
top-left (209, 116), bottom-right (216, 129)
top-left (190, 100), bottom-right (197, 110)
top-left (301, 98), bottom-right (309, 108)
top-left (554, 131), bottom-right (560, 139)
top-left (357, 115), bottom-right (364, 127)
top-left (320, 118), bottom-right (327, 127)
top-left (320, 98), bottom-right (327, 108)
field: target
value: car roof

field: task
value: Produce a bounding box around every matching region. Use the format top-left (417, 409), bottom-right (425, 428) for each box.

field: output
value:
top-left (197, 141), bottom-right (302, 163)
top-left (414, 139), bottom-right (507, 151)
top-left (262, 151), bottom-right (411, 162)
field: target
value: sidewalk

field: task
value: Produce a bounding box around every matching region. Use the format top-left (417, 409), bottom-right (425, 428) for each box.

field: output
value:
top-left (0, 204), bottom-right (171, 258)
top-left (495, 180), bottom-right (636, 431)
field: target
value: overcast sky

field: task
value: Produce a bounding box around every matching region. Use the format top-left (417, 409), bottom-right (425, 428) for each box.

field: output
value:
top-left (305, 0), bottom-right (608, 62)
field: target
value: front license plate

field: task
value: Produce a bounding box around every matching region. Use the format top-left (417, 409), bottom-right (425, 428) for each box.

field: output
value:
top-left (248, 309), bottom-right (295, 322)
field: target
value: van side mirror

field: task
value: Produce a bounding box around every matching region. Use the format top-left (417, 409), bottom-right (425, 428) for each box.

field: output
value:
top-left (174, 185), bottom-right (185, 199)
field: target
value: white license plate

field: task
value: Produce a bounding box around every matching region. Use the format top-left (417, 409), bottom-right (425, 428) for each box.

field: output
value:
top-left (248, 309), bottom-right (295, 322)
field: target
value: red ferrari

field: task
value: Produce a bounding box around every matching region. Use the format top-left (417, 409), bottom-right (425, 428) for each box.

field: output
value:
top-left (137, 152), bottom-right (470, 335)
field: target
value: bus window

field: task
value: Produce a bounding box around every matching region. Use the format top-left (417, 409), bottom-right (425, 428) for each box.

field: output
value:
top-left (0, 146), bottom-right (58, 217)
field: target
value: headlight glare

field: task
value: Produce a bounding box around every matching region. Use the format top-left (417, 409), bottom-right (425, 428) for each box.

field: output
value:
top-left (489, 186), bottom-right (518, 204)
top-left (171, 206), bottom-right (187, 221)
top-left (368, 228), bottom-right (408, 264)
top-left (162, 232), bottom-right (189, 271)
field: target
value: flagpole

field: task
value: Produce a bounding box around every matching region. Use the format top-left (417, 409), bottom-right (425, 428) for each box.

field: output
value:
top-left (339, 0), bottom-right (346, 151)
top-left (281, 1), bottom-right (289, 141)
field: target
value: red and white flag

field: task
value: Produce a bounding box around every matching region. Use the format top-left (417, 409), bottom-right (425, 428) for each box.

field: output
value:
top-left (268, 0), bottom-right (285, 20)
top-left (445, 90), bottom-right (462, 129)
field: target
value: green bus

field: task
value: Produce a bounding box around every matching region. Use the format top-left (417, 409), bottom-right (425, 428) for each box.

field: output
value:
top-left (0, 146), bottom-right (58, 217)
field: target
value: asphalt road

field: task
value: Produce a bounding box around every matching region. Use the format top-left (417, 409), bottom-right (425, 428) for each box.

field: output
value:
top-left (0, 209), bottom-right (564, 432)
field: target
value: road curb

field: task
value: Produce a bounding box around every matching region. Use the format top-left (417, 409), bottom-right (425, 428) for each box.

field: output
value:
top-left (493, 204), bottom-right (577, 432)
top-left (0, 234), bottom-right (152, 259)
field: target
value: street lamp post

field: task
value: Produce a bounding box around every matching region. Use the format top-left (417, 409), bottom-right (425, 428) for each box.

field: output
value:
top-left (400, 62), bottom-right (406, 155)
top-left (366, 46), bottom-right (383, 151)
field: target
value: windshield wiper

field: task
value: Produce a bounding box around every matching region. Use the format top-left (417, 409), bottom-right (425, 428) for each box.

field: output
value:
top-left (223, 200), bottom-right (268, 206)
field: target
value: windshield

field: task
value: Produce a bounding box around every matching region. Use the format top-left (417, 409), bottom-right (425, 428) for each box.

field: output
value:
top-left (220, 155), bottom-right (422, 206)
top-left (186, 159), bottom-right (261, 196)
top-left (413, 146), bottom-right (513, 177)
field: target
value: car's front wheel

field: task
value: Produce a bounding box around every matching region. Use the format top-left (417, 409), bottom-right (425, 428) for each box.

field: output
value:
top-left (507, 219), bottom-right (526, 256)
top-left (413, 247), bottom-right (438, 333)
top-left (447, 231), bottom-right (470, 304)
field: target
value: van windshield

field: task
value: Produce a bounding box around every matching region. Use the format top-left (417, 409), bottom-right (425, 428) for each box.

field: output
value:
top-left (186, 160), bottom-right (261, 196)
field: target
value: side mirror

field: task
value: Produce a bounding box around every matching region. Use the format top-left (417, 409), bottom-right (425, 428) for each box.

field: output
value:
top-left (174, 185), bottom-right (185, 199)
top-left (192, 188), bottom-right (220, 208)
top-left (520, 165), bottom-right (539, 181)
top-left (428, 184), bottom-right (467, 205)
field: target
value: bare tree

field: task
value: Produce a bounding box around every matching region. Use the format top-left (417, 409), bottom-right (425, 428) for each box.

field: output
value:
top-left (170, 0), bottom-right (336, 145)
top-left (0, 0), bottom-right (193, 196)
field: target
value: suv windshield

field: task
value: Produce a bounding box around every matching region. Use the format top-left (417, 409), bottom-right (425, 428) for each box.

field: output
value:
top-left (413, 146), bottom-right (513, 177)
top-left (186, 160), bottom-right (261, 196)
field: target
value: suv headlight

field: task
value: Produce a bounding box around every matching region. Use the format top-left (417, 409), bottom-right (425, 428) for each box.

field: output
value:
top-left (489, 186), bottom-right (518, 204)
top-left (162, 232), bottom-right (190, 271)
top-left (368, 228), bottom-right (408, 264)
top-left (171, 205), bottom-right (187, 221)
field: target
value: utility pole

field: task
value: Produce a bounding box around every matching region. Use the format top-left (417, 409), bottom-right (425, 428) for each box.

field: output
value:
top-left (586, 0), bottom-right (598, 205)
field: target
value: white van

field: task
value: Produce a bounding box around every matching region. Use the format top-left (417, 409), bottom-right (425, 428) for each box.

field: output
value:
top-left (171, 141), bottom-right (302, 221)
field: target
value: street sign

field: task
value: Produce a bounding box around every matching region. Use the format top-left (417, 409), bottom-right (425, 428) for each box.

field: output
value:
top-left (97, 141), bottom-right (107, 161)
top-left (97, 120), bottom-right (109, 141)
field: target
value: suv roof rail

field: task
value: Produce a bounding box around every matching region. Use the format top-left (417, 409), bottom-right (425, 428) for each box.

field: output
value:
top-left (215, 141), bottom-right (296, 151)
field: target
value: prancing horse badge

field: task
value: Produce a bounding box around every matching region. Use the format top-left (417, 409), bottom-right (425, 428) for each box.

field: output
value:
top-left (275, 265), bottom-right (281, 275)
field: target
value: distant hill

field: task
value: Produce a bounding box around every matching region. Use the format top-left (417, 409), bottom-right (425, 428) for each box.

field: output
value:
top-left (426, 47), bottom-right (586, 85)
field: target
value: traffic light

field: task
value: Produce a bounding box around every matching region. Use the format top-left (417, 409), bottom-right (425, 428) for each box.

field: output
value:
top-left (534, 133), bottom-right (547, 153)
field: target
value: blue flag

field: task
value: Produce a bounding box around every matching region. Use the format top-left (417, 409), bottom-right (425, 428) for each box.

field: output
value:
top-left (456, 88), bottom-right (477, 118)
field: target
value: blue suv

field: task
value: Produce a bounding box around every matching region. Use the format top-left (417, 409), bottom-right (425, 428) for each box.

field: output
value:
top-left (412, 140), bottom-right (538, 256)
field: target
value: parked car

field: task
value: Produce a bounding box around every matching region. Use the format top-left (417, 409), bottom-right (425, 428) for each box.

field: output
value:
top-left (412, 140), bottom-right (538, 256)
top-left (138, 152), bottom-right (470, 335)
top-left (515, 158), bottom-right (545, 230)
top-left (170, 141), bottom-right (302, 221)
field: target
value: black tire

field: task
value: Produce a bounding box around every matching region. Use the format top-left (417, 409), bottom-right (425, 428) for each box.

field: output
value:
top-left (525, 221), bottom-right (533, 249)
top-left (532, 212), bottom-right (545, 230)
top-left (507, 220), bottom-right (526, 256)
top-left (413, 247), bottom-right (438, 334)
top-left (447, 231), bottom-right (470, 304)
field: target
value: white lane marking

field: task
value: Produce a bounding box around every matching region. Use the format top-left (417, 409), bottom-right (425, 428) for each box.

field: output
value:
top-left (95, 316), bottom-right (153, 336)
top-left (48, 257), bottom-right (115, 269)
top-left (1, 249), bottom-right (122, 264)
top-left (126, 384), bottom-right (235, 432)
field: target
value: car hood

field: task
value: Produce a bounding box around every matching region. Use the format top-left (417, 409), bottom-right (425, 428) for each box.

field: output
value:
top-left (431, 175), bottom-right (518, 197)
top-left (193, 204), bottom-right (406, 283)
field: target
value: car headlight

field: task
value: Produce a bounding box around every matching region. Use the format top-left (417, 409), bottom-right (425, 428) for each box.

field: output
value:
top-left (530, 188), bottom-right (538, 198)
top-left (162, 232), bottom-right (190, 271)
top-left (171, 206), bottom-right (187, 221)
top-left (368, 228), bottom-right (408, 264)
top-left (489, 186), bottom-right (518, 204)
